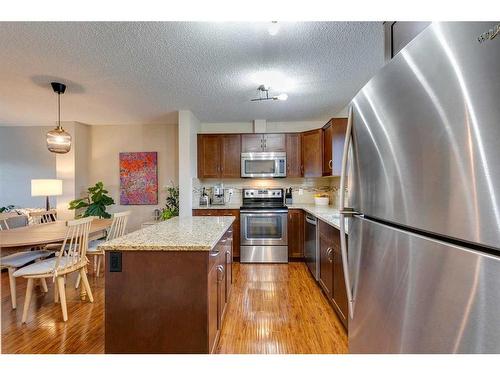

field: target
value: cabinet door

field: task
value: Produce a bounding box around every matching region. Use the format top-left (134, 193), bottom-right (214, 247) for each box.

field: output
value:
top-left (286, 133), bottom-right (302, 177)
top-left (331, 118), bottom-right (348, 176)
top-left (192, 209), bottom-right (213, 216)
top-left (301, 129), bottom-right (323, 177)
top-left (322, 121), bottom-right (333, 176)
top-left (221, 135), bottom-right (241, 178)
top-left (225, 229), bottom-right (233, 301)
top-left (319, 233), bottom-right (333, 298)
top-left (208, 263), bottom-right (219, 354)
top-left (241, 134), bottom-right (263, 152)
top-left (287, 209), bottom-right (304, 259)
top-left (263, 133), bottom-right (286, 152)
top-left (332, 242), bottom-right (348, 325)
top-left (217, 263), bottom-right (226, 328)
top-left (197, 135), bottom-right (221, 178)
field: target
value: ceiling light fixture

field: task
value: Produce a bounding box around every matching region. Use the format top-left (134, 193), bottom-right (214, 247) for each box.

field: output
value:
top-left (268, 21), bottom-right (279, 36)
top-left (46, 82), bottom-right (71, 154)
top-left (251, 85), bottom-right (288, 102)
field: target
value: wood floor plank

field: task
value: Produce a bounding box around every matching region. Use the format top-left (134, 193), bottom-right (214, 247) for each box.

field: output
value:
top-left (1, 262), bottom-right (347, 354)
top-left (1, 270), bottom-right (104, 354)
top-left (216, 262), bottom-right (348, 354)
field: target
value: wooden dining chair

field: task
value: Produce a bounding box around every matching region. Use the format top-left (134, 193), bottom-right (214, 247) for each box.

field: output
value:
top-left (75, 211), bottom-right (131, 288)
top-left (0, 213), bottom-right (52, 309)
top-left (30, 209), bottom-right (57, 225)
top-left (0, 212), bottom-right (11, 230)
top-left (13, 216), bottom-right (95, 323)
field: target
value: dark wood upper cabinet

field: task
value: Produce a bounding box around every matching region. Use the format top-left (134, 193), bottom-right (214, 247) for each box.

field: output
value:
top-left (197, 134), bottom-right (221, 178)
top-left (301, 129), bottom-right (323, 177)
top-left (198, 134), bottom-right (241, 178)
top-left (285, 133), bottom-right (302, 177)
top-left (241, 133), bottom-right (286, 152)
top-left (322, 121), bottom-right (333, 175)
top-left (220, 134), bottom-right (241, 178)
top-left (263, 133), bottom-right (286, 152)
top-left (322, 118), bottom-right (348, 177)
top-left (331, 118), bottom-right (348, 176)
top-left (287, 209), bottom-right (304, 259)
top-left (241, 134), bottom-right (263, 152)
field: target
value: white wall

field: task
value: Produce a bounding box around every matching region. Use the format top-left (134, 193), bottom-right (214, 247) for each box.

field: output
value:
top-left (90, 123), bottom-right (178, 231)
top-left (0, 126), bottom-right (57, 208)
top-left (178, 110), bottom-right (200, 216)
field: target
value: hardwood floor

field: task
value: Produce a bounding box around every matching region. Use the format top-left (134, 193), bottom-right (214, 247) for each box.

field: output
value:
top-left (1, 270), bottom-right (104, 354)
top-left (216, 262), bottom-right (348, 354)
top-left (1, 262), bottom-right (347, 354)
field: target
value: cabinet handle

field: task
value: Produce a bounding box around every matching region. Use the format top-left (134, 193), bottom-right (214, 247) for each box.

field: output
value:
top-left (329, 159), bottom-right (333, 170)
top-left (217, 265), bottom-right (225, 281)
top-left (327, 247), bottom-right (333, 263)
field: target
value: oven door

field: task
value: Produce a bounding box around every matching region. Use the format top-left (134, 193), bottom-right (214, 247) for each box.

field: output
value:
top-left (240, 152), bottom-right (286, 178)
top-left (240, 210), bottom-right (288, 246)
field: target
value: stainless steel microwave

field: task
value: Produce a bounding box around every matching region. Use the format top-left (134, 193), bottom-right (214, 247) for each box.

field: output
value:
top-left (240, 152), bottom-right (286, 178)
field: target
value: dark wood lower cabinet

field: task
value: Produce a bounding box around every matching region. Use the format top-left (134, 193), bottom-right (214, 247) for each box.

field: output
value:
top-left (288, 209), bottom-right (304, 259)
top-left (193, 209), bottom-right (240, 259)
top-left (318, 220), bottom-right (348, 329)
top-left (105, 226), bottom-right (233, 354)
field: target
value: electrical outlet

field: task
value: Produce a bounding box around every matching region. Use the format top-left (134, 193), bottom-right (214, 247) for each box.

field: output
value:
top-left (298, 188), bottom-right (303, 196)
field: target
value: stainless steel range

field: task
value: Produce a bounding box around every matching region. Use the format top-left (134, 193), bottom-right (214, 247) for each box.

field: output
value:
top-left (240, 188), bottom-right (288, 263)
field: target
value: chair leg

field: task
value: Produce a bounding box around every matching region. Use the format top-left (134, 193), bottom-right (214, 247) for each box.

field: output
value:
top-left (96, 256), bottom-right (102, 277)
top-left (40, 278), bottom-right (48, 293)
top-left (80, 269), bottom-right (94, 303)
top-left (54, 279), bottom-right (59, 303)
top-left (56, 276), bottom-right (68, 322)
top-left (22, 278), bottom-right (34, 323)
top-left (7, 268), bottom-right (17, 309)
top-left (75, 273), bottom-right (81, 289)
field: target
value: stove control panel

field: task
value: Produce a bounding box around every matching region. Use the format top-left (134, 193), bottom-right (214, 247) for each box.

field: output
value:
top-left (243, 189), bottom-right (283, 198)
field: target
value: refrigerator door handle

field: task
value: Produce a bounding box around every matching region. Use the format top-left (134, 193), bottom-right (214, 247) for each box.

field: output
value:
top-left (339, 105), bottom-right (355, 320)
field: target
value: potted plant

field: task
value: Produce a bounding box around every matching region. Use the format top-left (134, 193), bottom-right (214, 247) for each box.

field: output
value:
top-left (161, 184), bottom-right (179, 220)
top-left (69, 182), bottom-right (115, 218)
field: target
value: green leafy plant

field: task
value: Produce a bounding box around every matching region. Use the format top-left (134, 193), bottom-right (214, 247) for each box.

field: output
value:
top-left (69, 182), bottom-right (115, 218)
top-left (161, 184), bottom-right (179, 221)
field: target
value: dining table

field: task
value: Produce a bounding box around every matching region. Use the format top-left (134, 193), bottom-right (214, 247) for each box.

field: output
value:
top-left (0, 218), bottom-right (112, 300)
top-left (0, 218), bottom-right (112, 251)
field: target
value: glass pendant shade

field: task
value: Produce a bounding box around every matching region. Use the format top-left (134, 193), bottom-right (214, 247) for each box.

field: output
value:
top-left (47, 82), bottom-right (71, 154)
top-left (46, 127), bottom-right (72, 153)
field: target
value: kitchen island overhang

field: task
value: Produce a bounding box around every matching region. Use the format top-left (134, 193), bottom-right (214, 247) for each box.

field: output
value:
top-left (98, 216), bottom-right (235, 354)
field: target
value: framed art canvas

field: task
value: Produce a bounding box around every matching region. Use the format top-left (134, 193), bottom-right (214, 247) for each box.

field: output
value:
top-left (119, 152), bottom-right (158, 205)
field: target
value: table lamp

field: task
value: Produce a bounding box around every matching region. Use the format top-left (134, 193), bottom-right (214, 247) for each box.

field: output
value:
top-left (31, 179), bottom-right (63, 211)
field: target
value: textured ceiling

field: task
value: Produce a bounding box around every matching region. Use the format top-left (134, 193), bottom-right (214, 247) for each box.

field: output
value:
top-left (0, 22), bottom-right (384, 125)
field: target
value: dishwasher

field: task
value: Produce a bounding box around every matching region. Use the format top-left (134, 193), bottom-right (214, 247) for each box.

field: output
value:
top-left (304, 213), bottom-right (319, 280)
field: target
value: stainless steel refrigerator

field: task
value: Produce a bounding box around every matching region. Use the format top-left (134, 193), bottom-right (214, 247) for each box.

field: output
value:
top-left (339, 22), bottom-right (500, 353)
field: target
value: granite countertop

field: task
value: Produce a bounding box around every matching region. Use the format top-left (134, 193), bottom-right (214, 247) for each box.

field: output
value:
top-left (287, 204), bottom-right (349, 234)
top-left (192, 203), bottom-right (242, 210)
top-left (98, 216), bottom-right (235, 251)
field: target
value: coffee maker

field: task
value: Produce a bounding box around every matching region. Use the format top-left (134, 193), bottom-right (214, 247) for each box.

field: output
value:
top-left (212, 184), bottom-right (225, 205)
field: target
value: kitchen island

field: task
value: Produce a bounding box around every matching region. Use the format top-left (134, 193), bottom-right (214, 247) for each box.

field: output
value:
top-left (98, 216), bottom-right (235, 354)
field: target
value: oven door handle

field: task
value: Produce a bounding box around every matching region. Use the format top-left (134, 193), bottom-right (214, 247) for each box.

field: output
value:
top-left (240, 210), bottom-right (288, 215)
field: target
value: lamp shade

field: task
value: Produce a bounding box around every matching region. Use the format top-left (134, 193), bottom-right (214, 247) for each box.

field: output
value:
top-left (31, 179), bottom-right (63, 197)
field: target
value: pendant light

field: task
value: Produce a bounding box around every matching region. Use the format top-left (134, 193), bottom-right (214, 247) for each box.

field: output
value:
top-left (46, 82), bottom-right (71, 154)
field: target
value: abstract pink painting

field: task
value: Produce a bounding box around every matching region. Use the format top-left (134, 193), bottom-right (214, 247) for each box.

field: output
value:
top-left (119, 152), bottom-right (158, 205)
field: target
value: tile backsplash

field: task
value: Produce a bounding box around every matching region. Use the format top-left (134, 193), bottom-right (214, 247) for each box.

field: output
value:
top-left (193, 177), bottom-right (344, 207)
